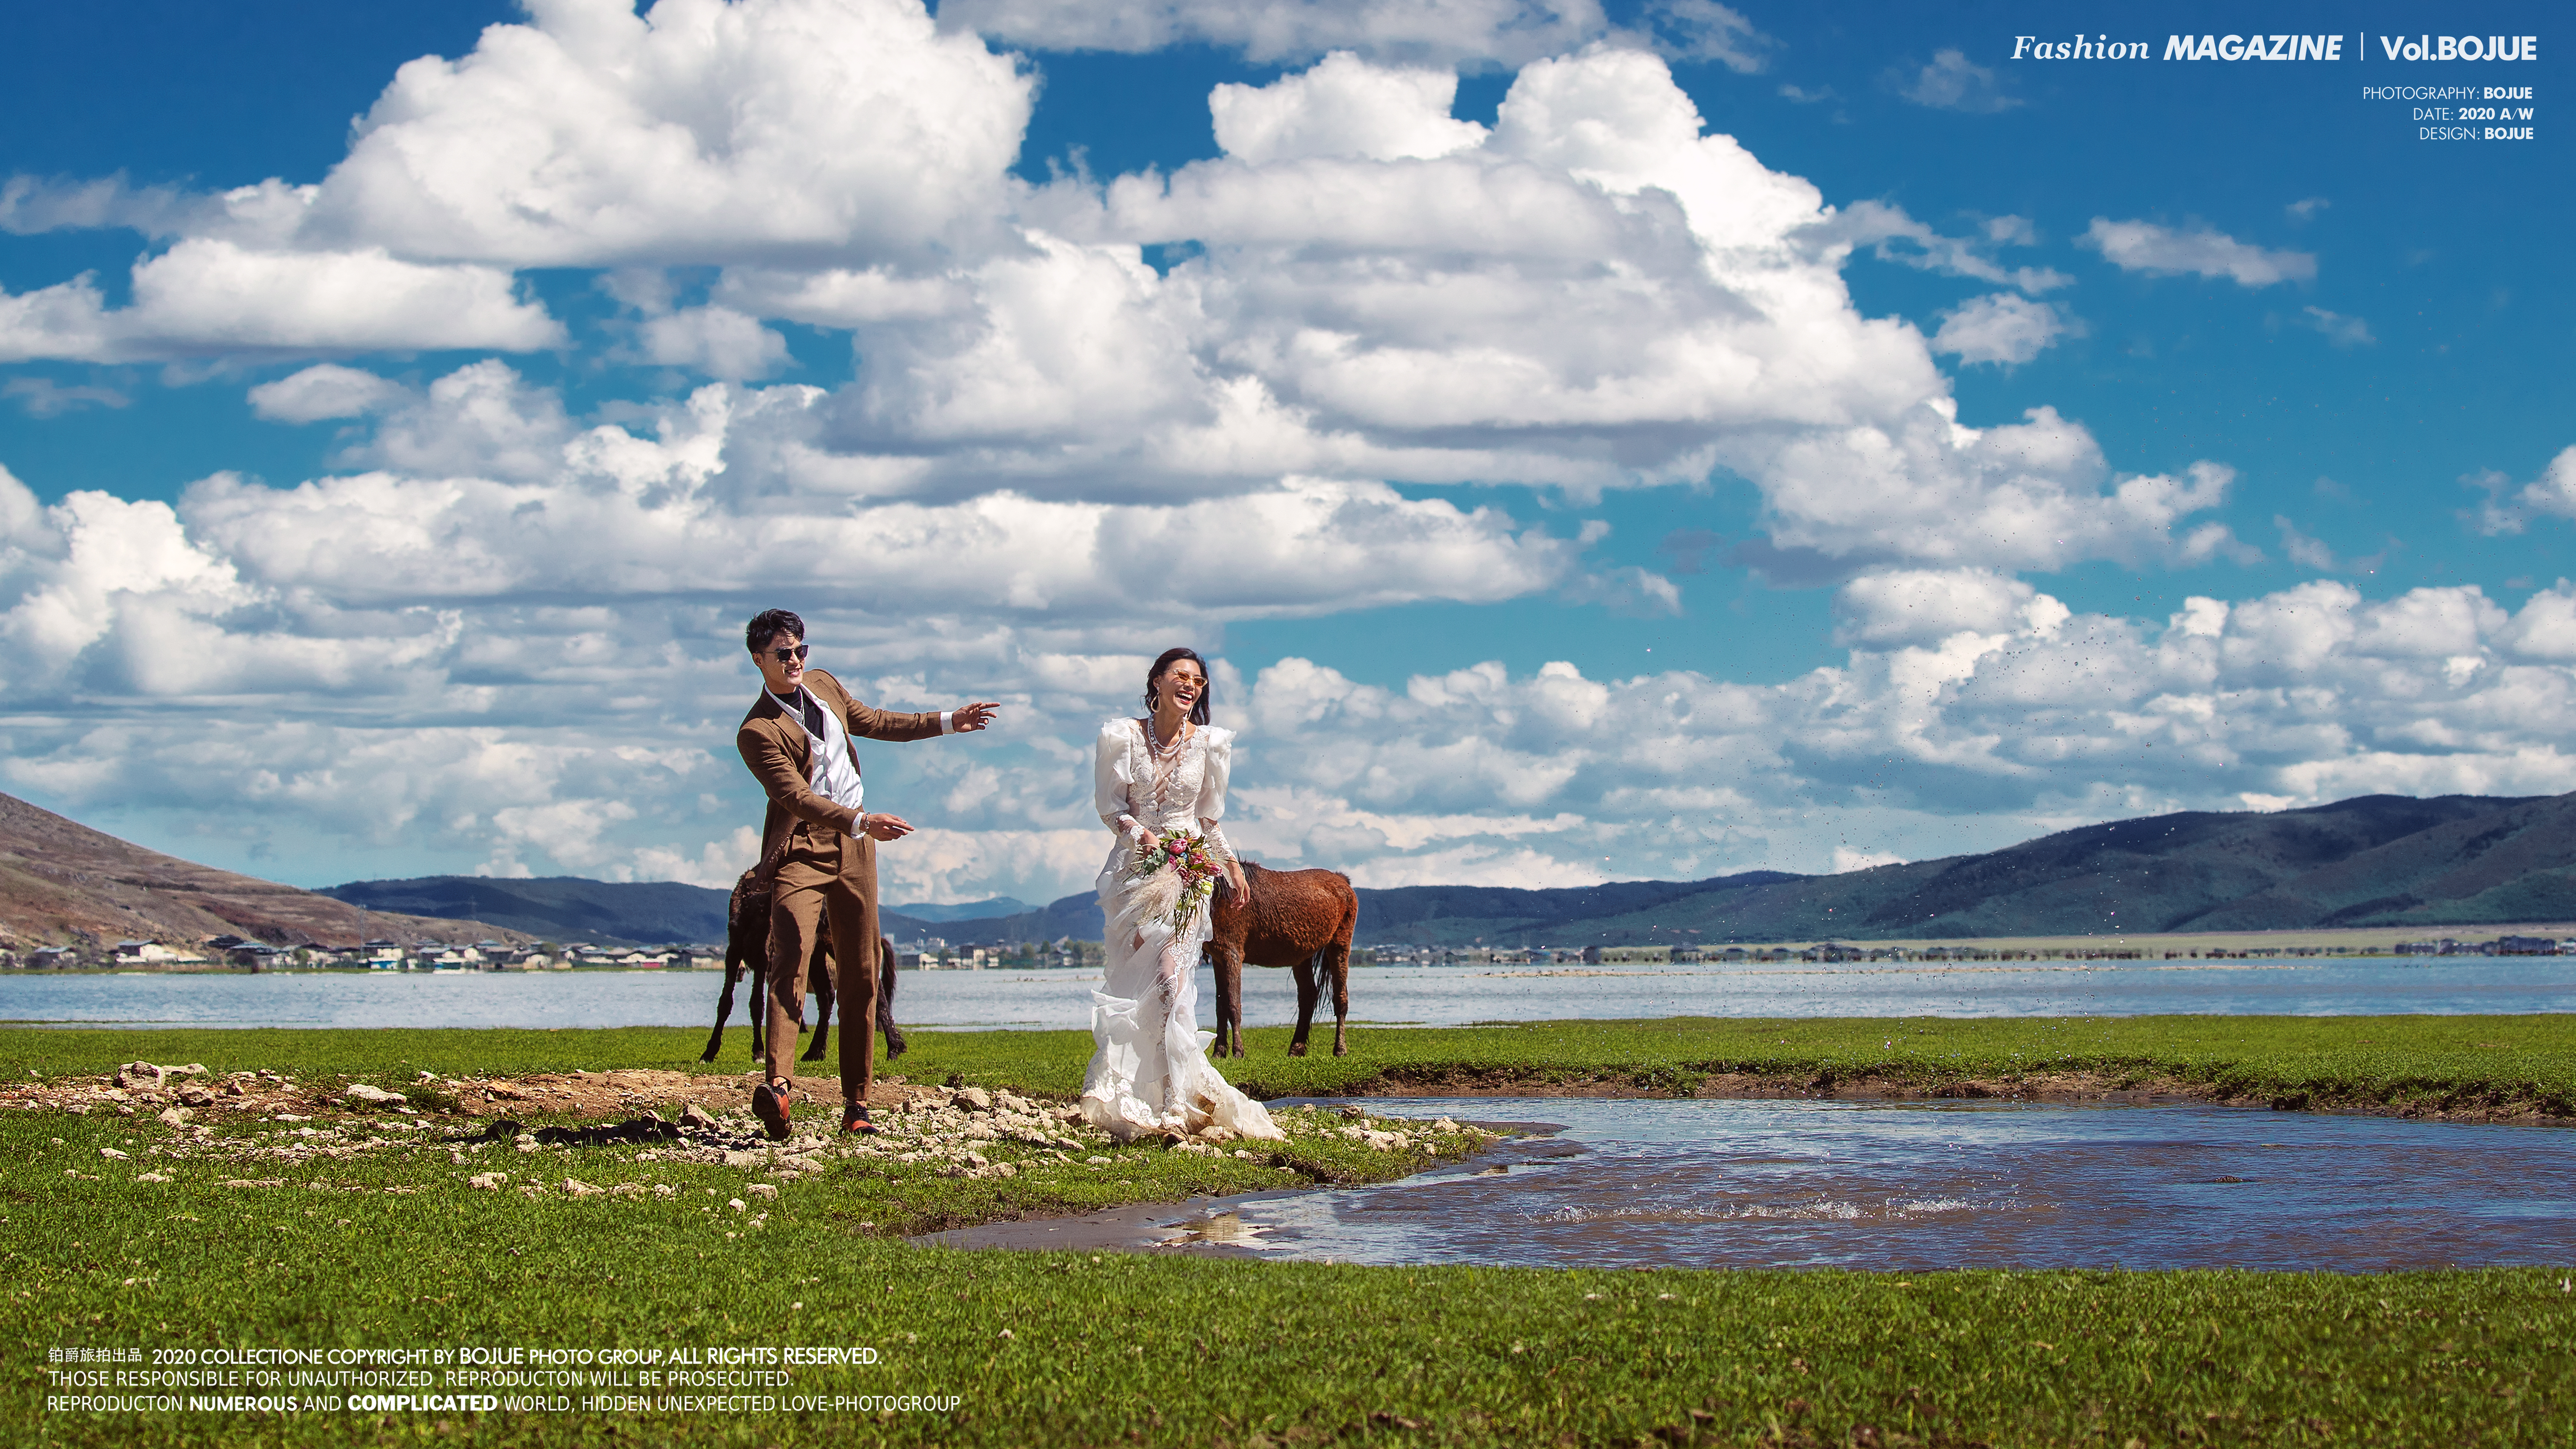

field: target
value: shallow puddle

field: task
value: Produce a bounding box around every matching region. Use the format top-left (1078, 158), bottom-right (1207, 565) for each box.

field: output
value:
top-left (934, 1097), bottom-right (2576, 1271)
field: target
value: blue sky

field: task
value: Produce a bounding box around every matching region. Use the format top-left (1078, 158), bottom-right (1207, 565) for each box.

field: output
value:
top-left (0, 0), bottom-right (2567, 906)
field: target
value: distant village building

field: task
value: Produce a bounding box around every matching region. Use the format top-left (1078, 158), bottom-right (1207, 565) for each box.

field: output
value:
top-left (112, 940), bottom-right (208, 965)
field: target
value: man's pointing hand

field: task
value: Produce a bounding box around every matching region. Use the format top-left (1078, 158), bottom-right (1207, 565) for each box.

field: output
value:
top-left (953, 701), bottom-right (1002, 732)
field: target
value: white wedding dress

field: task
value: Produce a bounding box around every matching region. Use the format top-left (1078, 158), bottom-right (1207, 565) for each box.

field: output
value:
top-left (1078, 718), bottom-right (1285, 1143)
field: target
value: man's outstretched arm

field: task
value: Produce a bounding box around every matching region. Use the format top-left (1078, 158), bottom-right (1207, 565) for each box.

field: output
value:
top-left (846, 698), bottom-right (1002, 740)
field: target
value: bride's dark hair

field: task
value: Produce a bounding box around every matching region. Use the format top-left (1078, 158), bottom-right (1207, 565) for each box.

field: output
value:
top-left (1144, 647), bottom-right (1213, 726)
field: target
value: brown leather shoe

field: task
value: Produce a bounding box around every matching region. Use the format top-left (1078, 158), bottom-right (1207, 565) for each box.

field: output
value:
top-left (752, 1079), bottom-right (795, 1141)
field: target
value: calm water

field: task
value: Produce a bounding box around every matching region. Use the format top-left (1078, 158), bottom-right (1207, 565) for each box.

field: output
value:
top-left (950, 1097), bottom-right (2576, 1271)
top-left (4, 957), bottom-right (2574, 1030)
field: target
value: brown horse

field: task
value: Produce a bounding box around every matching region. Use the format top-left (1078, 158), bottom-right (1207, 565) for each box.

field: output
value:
top-left (701, 867), bottom-right (904, 1066)
top-left (1203, 861), bottom-right (1357, 1059)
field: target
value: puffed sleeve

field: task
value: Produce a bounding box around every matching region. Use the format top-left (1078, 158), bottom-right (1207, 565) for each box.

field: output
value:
top-left (1193, 727), bottom-right (1233, 823)
top-left (1095, 720), bottom-right (1136, 831)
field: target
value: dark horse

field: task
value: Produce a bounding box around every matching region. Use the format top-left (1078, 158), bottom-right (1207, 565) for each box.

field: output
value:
top-left (701, 867), bottom-right (905, 1066)
top-left (1203, 861), bottom-right (1357, 1059)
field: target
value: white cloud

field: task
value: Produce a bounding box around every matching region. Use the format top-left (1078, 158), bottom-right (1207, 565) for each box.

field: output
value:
top-left (936, 0), bottom-right (1610, 68)
top-left (2081, 219), bottom-right (2317, 287)
top-left (249, 364), bottom-right (404, 423)
top-left (1893, 49), bottom-right (2017, 113)
top-left (2465, 446), bottom-right (2576, 537)
top-left (1210, 51), bottom-right (1490, 163)
top-left (1829, 845), bottom-right (1905, 873)
top-left (1636, 0), bottom-right (1771, 73)
top-left (4, 377), bottom-right (130, 418)
top-left (1733, 405), bottom-right (2255, 577)
top-left (1834, 568), bottom-right (2064, 647)
top-left (1929, 293), bottom-right (2069, 366)
top-left (2275, 515), bottom-right (2337, 571)
top-left (1800, 200), bottom-right (2070, 293)
top-left (0, 173), bottom-right (199, 237)
top-left (295, 0), bottom-right (1034, 268)
top-left (635, 306), bottom-right (791, 380)
top-left (11, 28), bottom-right (2495, 901)
top-left (2299, 305), bottom-right (2374, 347)
top-left (0, 239), bottom-right (563, 363)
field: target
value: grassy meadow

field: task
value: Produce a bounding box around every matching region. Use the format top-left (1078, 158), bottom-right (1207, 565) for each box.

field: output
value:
top-left (6, 1017), bottom-right (2575, 1446)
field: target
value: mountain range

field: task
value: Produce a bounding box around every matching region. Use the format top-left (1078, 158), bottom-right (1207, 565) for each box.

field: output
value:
top-left (316, 878), bottom-right (1044, 948)
top-left (0, 792), bottom-right (529, 950)
top-left (14, 789), bottom-right (2576, 952)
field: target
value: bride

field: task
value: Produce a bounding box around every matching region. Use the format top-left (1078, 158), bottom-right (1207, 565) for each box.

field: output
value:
top-left (1080, 648), bottom-right (1286, 1143)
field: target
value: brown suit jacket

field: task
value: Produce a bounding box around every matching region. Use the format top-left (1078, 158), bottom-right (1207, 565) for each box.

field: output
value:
top-left (736, 668), bottom-right (946, 872)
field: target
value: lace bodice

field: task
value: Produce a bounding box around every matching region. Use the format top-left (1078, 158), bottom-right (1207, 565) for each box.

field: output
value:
top-left (1095, 718), bottom-right (1232, 834)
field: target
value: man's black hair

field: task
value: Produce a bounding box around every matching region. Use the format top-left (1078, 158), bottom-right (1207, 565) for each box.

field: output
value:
top-left (745, 609), bottom-right (805, 655)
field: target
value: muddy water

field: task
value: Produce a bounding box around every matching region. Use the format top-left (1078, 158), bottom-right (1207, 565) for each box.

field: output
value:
top-left (938, 1098), bottom-right (2576, 1271)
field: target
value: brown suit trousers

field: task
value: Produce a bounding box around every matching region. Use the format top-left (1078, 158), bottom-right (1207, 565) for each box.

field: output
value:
top-left (765, 828), bottom-right (881, 1098)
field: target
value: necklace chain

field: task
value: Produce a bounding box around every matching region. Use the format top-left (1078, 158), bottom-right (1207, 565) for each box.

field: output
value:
top-left (1143, 715), bottom-right (1190, 813)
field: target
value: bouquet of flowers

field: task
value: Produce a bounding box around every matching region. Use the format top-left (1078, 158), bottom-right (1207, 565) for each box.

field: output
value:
top-left (1126, 828), bottom-right (1225, 934)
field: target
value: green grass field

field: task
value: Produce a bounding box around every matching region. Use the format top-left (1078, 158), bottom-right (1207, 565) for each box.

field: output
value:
top-left (9, 1012), bottom-right (2568, 1119)
top-left (8, 1017), bottom-right (2576, 1446)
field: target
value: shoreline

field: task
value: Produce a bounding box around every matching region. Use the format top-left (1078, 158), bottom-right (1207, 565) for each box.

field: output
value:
top-left (1316, 1065), bottom-right (2576, 1126)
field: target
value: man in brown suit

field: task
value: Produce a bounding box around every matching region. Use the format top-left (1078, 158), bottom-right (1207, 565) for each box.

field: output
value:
top-left (737, 609), bottom-right (999, 1137)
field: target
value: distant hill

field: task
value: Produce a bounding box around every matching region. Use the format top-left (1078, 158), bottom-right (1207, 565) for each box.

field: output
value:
top-left (0, 793), bottom-right (531, 950)
top-left (307, 790), bottom-right (2576, 949)
top-left (884, 897), bottom-right (1030, 923)
top-left (320, 877), bottom-right (734, 947)
top-left (1328, 792), bottom-right (2576, 945)
top-left (316, 879), bottom-right (1035, 948)
top-left (955, 792), bottom-right (2576, 947)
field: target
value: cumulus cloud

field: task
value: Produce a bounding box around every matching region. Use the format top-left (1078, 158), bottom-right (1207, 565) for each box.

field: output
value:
top-left (2081, 219), bottom-right (2317, 287)
top-left (0, 240), bottom-right (563, 363)
top-left (1210, 51), bottom-right (1490, 163)
top-left (1929, 293), bottom-right (2069, 366)
top-left (937, 0), bottom-right (1609, 68)
top-left (248, 364), bottom-right (404, 423)
top-left (2464, 447), bottom-right (2576, 536)
top-left (9, 428), bottom-right (2576, 896)
top-left (295, 0), bottom-right (1033, 268)
top-left (1733, 406), bottom-right (2256, 578)
top-left (1833, 568), bottom-right (2065, 647)
top-left (2, 23), bottom-right (2456, 898)
top-left (1891, 49), bottom-right (2017, 112)
top-left (634, 306), bottom-right (791, 380)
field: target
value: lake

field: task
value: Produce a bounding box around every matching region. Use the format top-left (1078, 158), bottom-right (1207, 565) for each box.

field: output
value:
top-left (3, 955), bottom-right (2573, 1030)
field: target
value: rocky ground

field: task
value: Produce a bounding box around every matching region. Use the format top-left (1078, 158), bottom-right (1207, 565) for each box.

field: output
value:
top-left (6, 1059), bottom-right (1481, 1214)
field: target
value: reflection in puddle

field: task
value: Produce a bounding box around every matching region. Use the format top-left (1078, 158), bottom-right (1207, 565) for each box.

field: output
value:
top-left (1154, 1210), bottom-right (1284, 1251)
top-left (1205, 1098), bottom-right (2576, 1271)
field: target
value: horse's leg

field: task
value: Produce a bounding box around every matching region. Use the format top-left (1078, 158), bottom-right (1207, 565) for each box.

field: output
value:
top-left (878, 935), bottom-right (906, 1061)
top-left (1288, 954), bottom-right (1320, 1058)
top-left (703, 941), bottom-right (742, 1063)
top-left (802, 932), bottom-right (834, 1065)
top-left (748, 937), bottom-right (766, 1062)
top-left (1325, 936), bottom-right (1352, 1058)
top-left (1206, 941), bottom-right (1245, 1058)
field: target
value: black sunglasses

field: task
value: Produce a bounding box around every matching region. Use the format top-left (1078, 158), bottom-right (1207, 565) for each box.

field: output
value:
top-left (769, 644), bottom-right (810, 663)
